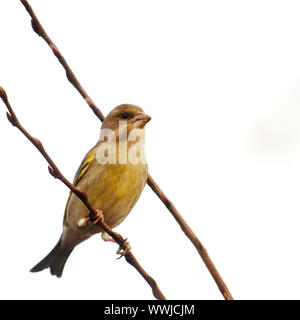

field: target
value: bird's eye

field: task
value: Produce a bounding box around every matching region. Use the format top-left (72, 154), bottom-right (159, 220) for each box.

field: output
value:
top-left (120, 112), bottom-right (133, 119)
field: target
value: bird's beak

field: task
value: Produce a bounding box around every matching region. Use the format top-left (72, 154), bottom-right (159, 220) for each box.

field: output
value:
top-left (134, 113), bottom-right (152, 128)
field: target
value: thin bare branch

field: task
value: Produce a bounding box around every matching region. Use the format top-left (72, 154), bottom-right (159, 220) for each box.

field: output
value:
top-left (147, 176), bottom-right (233, 300)
top-left (0, 87), bottom-right (166, 301)
top-left (20, 0), bottom-right (105, 122)
top-left (20, 0), bottom-right (233, 300)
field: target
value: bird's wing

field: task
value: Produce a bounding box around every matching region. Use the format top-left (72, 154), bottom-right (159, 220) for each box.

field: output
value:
top-left (73, 148), bottom-right (97, 186)
top-left (63, 146), bottom-right (97, 223)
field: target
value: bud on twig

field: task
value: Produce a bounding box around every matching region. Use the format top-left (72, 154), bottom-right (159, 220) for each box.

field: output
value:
top-left (0, 87), bottom-right (7, 101)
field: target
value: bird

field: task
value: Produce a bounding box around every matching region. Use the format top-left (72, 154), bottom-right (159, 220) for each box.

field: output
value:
top-left (30, 104), bottom-right (151, 277)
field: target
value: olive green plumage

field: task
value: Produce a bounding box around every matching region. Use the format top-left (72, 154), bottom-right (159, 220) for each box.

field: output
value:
top-left (31, 104), bottom-right (151, 277)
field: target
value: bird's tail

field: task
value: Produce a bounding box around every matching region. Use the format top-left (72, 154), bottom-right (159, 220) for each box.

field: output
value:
top-left (30, 237), bottom-right (74, 278)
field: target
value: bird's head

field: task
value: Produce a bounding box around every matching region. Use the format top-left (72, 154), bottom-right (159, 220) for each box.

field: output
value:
top-left (101, 104), bottom-right (151, 133)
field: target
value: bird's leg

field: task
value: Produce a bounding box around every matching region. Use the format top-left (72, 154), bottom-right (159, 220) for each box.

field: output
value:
top-left (116, 238), bottom-right (131, 259)
top-left (90, 209), bottom-right (104, 224)
top-left (78, 209), bottom-right (104, 227)
top-left (102, 233), bottom-right (131, 258)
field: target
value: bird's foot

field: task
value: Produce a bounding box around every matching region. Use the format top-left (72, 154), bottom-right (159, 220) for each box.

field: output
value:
top-left (91, 209), bottom-right (104, 224)
top-left (116, 238), bottom-right (131, 259)
top-left (77, 209), bottom-right (103, 228)
top-left (101, 232), bottom-right (131, 258)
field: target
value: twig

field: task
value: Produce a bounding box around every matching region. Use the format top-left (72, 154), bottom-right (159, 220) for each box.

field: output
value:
top-left (20, 0), bottom-right (105, 122)
top-left (147, 176), bottom-right (233, 300)
top-left (0, 87), bottom-right (166, 301)
top-left (20, 0), bottom-right (233, 300)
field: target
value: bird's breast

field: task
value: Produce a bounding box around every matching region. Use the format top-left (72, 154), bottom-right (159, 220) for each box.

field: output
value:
top-left (67, 162), bottom-right (148, 230)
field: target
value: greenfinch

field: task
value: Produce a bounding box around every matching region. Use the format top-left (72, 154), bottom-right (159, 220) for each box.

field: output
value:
top-left (31, 104), bottom-right (151, 277)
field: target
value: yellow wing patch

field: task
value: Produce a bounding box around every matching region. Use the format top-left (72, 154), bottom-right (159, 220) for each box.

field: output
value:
top-left (63, 147), bottom-right (96, 224)
top-left (73, 149), bottom-right (96, 186)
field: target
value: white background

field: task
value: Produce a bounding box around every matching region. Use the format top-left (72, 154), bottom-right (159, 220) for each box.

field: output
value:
top-left (1, 0), bottom-right (300, 300)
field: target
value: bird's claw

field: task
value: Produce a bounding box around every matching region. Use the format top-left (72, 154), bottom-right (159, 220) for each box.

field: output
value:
top-left (78, 210), bottom-right (103, 227)
top-left (116, 238), bottom-right (131, 259)
top-left (90, 209), bottom-right (104, 225)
